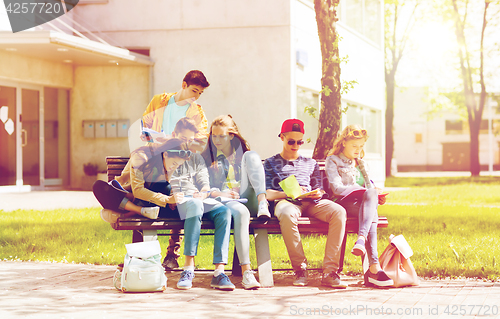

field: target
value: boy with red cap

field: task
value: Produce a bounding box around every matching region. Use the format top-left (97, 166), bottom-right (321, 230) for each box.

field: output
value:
top-left (264, 119), bottom-right (347, 288)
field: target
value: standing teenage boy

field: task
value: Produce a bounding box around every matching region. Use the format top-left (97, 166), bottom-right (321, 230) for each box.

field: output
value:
top-left (141, 70), bottom-right (209, 269)
top-left (264, 119), bottom-right (347, 288)
top-left (142, 70), bottom-right (210, 152)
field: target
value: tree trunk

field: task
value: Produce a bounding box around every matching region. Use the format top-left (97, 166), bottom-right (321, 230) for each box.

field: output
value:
top-left (385, 71), bottom-right (396, 177)
top-left (451, 0), bottom-right (489, 176)
top-left (469, 117), bottom-right (481, 176)
top-left (312, 0), bottom-right (342, 160)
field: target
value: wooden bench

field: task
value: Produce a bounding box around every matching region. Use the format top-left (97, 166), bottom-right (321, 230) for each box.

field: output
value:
top-left (105, 156), bottom-right (388, 287)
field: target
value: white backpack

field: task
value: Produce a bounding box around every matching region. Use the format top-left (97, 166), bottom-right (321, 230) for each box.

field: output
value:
top-left (113, 240), bottom-right (167, 292)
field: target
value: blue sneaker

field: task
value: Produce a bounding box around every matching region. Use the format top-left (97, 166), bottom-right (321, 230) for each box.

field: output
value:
top-left (177, 270), bottom-right (194, 290)
top-left (210, 273), bottom-right (235, 291)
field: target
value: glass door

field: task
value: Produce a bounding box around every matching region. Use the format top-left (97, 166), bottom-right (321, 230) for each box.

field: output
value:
top-left (22, 88), bottom-right (41, 186)
top-left (43, 87), bottom-right (69, 187)
top-left (0, 83), bottom-right (68, 192)
top-left (0, 83), bottom-right (42, 192)
top-left (0, 86), bottom-right (17, 187)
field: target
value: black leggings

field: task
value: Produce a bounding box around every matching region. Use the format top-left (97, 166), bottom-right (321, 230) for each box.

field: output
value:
top-left (92, 180), bottom-right (179, 218)
top-left (93, 180), bottom-right (128, 213)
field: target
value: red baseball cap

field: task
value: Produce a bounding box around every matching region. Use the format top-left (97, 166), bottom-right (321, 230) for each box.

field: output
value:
top-left (279, 119), bottom-right (305, 137)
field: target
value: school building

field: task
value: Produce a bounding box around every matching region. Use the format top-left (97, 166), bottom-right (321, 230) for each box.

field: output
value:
top-left (393, 87), bottom-right (500, 172)
top-left (0, 0), bottom-right (385, 192)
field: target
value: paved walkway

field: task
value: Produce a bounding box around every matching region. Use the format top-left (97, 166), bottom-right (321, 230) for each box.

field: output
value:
top-left (1, 261), bottom-right (499, 319)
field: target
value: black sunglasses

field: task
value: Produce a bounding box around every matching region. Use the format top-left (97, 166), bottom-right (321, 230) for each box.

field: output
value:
top-left (166, 150), bottom-right (192, 158)
top-left (283, 136), bottom-right (304, 146)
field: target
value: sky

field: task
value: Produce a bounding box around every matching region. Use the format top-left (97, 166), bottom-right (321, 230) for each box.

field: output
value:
top-left (394, 1), bottom-right (500, 93)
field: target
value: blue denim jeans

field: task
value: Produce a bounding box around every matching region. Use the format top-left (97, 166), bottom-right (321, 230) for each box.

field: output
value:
top-left (181, 198), bottom-right (232, 264)
top-left (338, 188), bottom-right (379, 265)
top-left (225, 201), bottom-right (251, 265)
top-left (239, 151), bottom-right (267, 214)
top-left (222, 151), bottom-right (267, 266)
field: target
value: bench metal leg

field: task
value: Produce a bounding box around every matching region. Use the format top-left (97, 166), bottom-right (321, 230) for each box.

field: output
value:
top-left (253, 228), bottom-right (274, 287)
top-left (231, 248), bottom-right (241, 276)
top-left (142, 229), bottom-right (158, 242)
top-left (338, 231), bottom-right (348, 274)
top-left (132, 230), bottom-right (143, 243)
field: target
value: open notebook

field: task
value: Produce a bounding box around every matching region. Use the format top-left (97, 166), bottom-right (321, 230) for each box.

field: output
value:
top-left (278, 175), bottom-right (321, 200)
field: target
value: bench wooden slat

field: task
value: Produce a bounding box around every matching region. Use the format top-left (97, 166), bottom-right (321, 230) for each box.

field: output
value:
top-left (112, 216), bottom-right (388, 232)
top-left (107, 164), bottom-right (127, 169)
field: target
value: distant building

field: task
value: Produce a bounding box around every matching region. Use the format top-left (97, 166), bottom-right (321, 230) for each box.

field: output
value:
top-left (394, 87), bottom-right (500, 171)
top-left (0, 0), bottom-right (386, 192)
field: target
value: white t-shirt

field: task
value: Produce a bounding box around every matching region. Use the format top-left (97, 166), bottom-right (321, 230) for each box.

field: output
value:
top-left (162, 95), bottom-right (190, 135)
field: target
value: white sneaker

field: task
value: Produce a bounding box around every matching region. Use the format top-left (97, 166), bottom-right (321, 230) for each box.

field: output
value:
top-left (140, 206), bottom-right (160, 219)
top-left (257, 201), bottom-right (271, 221)
top-left (242, 270), bottom-right (261, 290)
top-left (100, 209), bottom-right (121, 224)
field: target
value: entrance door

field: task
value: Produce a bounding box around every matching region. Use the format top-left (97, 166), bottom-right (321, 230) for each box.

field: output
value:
top-left (0, 85), bottom-right (17, 187)
top-left (442, 142), bottom-right (470, 171)
top-left (21, 88), bottom-right (41, 186)
top-left (0, 83), bottom-right (42, 191)
top-left (1, 83), bottom-right (69, 192)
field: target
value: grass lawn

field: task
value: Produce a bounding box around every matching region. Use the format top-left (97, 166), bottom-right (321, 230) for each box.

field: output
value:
top-left (1, 180), bottom-right (499, 280)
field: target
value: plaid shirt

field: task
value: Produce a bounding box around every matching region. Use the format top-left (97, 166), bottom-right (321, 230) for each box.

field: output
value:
top-left (264, 154), bottom-right (323, 193)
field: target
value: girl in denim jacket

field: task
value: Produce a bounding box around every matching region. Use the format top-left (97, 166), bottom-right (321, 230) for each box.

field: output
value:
top-left (201, 115), bottom-right (271, 289)
top-left (325, 125), bottom-right (393, 288)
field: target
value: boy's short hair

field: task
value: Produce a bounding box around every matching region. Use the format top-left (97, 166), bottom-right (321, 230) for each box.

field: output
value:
top-left (183, 70), bottom-right (210, 88)
top-left (174, 117), bottom-right (199, 134)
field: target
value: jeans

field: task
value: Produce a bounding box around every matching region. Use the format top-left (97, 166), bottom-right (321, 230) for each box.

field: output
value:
top-left (274, 199), bottom-right (346, 274)
top-left (338, 188), bottom-right (379, 265)
top-left (225, 201), bottom-right (251, 265)
top-left (239, 151), bottom-right (267, 214)
top-left (222, 151), bottom-right (267, 266)
top-left (181, 198), bottom-right (232, 264)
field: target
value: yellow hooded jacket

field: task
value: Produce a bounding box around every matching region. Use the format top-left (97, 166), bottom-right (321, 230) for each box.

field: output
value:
top-left (142, 92), bottom-right (209, 151)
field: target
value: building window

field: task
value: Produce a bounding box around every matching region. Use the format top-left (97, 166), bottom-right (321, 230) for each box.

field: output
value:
top-left (415, 133), bottom-right (423, 143)
top-left (345, 103), bottom-right (381, 155)
top-left (445, 120), bottom-right (463, 134)
top-left (296, 87), bottom-right (320, 151)
top-left (338, 0), bottom-right (382, 46)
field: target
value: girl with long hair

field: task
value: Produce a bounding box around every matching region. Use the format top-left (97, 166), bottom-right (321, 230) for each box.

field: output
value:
top-left (325, 124), bottom-right (393, 288)
top-left (201, 115), bottom-right (270, 289)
